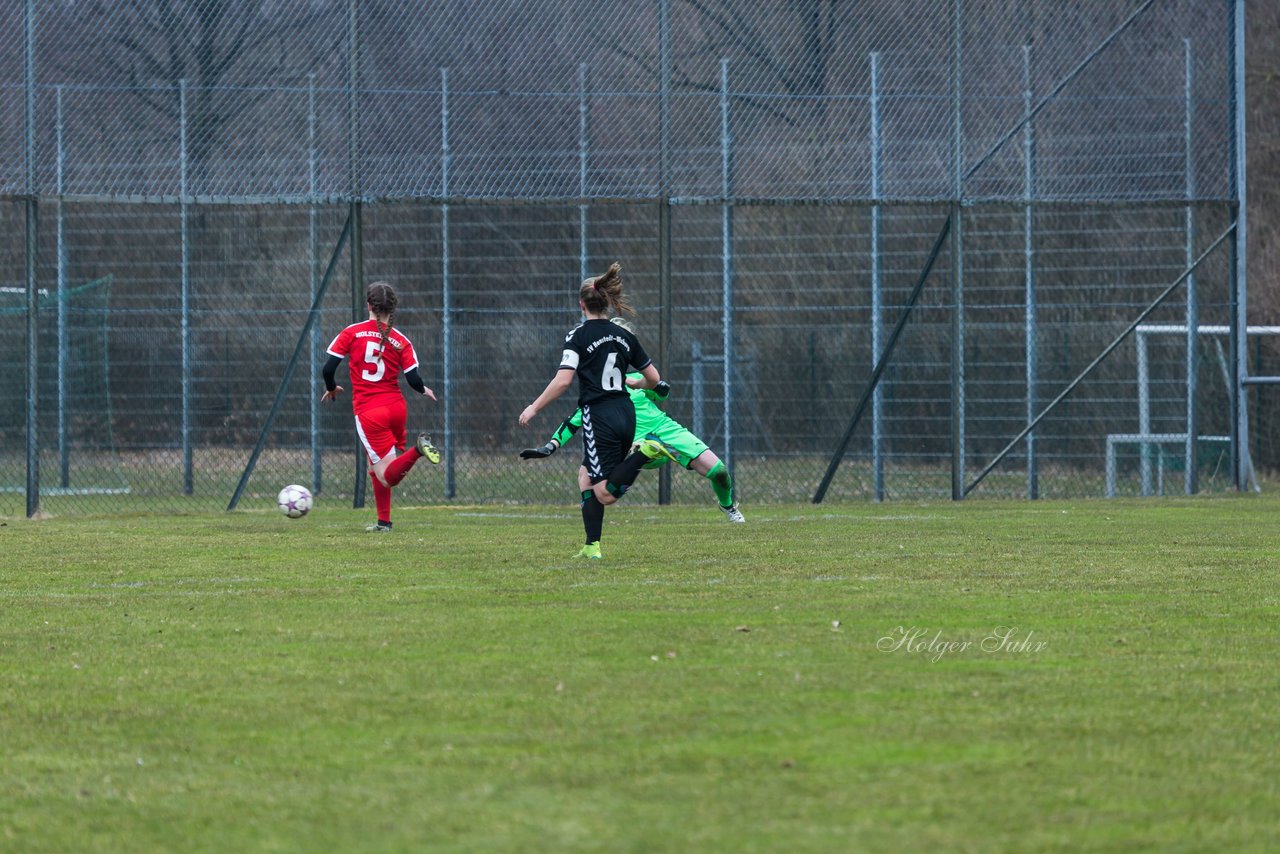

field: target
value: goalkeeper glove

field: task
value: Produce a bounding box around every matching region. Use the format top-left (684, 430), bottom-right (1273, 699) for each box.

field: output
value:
top-left (520, 441), bottom-right (559, 460)
top-left (642, 380), bottom-right (672, 402)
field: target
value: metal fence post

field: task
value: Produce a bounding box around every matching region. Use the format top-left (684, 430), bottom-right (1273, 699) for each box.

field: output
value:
top-left (1184, 38), bottom-right (1198, 495)
top-left (657, 0), bottom-right (673, 505)
top-left (1138, 330), bottom-right (1151, 495)
top-left (950, 0), bottom-right (965, 501)
top-left (25, 199), bottom-right (39, 517)
top-left (658, 203), bottom-right (673, 505)
top-left (1230, 0), bottom-right (1247, 492)
top-left (25, 0), bottom-right (39, 518)
top-left (870, 51), bottom-right (885, 502)
top-left (578, 63), bottom-right (589, 284)
top-left (180, 78), bottom-right (193, 495)
top-left (441, 66), bottom-right (456, 499)
top-left (56, 84), bottom-right (68, 489)
top-left (1023, 45), bottom-right (1038, 500)
top-left (350, 201), bottom-right (366, 509)
top-left (691, 341), bottom-right (705, 439)
top-left (308, 73), bottom-right (322, 494)
top-left (720, 58), bottom-right (733, 474)
top-left (951, 207), bottom-right (965, 501)
top-left (349, 0), bottom-right (367, 508)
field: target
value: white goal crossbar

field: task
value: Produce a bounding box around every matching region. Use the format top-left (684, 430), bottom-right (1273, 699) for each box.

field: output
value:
top-left (1109, 324), bottom-right (1279, 497)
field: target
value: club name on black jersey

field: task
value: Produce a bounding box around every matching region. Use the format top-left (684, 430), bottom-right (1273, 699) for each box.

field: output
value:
top-left (559, 319), bottom-right (652, 406)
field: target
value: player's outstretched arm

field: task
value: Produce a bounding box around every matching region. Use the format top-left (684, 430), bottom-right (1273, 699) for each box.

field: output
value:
top-left (624, 363), bottom-right (661, 391)
top-left (321, 354), bottom-right (344, 402)
top-left (643, 380), bottom-right (671, 402)
top-left (519, 370), bottom-right (574, 427)
top-left (403, 367), bottom-right (438, 401)
top-left (520, 411), bottom-right (581, 460)
top-left (553, 411), bottom-right (582, 445)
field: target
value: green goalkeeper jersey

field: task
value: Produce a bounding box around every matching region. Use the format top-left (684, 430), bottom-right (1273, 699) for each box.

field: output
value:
top-left (552, 373), bottom-right (665, 443)
top-left (550, 373), bottom-right (710, 469)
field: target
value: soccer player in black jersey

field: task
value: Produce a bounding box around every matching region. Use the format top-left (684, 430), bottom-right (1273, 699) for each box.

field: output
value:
top-left (519, 263), bottom-right (675, 559)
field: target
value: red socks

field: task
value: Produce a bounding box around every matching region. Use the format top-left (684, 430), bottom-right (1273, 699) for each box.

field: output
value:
top-left (371, 474), bottom-right (392, 523)
top-left (382, 447), bottom-right (421, 487)
top-left (371, 445), bottom-right (425, 523)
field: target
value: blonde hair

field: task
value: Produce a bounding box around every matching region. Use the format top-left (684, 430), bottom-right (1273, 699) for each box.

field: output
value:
top-left (579, 262), bottom-right (635, 317)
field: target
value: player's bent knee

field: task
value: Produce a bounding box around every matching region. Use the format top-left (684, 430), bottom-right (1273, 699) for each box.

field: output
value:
top-left (691, 450), bottom-right (719, 475)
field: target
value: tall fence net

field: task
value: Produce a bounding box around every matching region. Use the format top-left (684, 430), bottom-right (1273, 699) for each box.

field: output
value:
top-left (0, 0), bottom-right (1248, 516)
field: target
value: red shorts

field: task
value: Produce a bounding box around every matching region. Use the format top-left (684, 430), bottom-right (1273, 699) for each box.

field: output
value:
top-left (353, 399), bottom-right (407, 465)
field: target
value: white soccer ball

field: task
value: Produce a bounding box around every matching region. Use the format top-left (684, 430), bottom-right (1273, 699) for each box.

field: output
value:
top-left (277, 484), bottom-right (312, 519)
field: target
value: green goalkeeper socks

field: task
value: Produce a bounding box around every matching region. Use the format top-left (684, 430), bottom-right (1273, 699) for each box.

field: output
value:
top-left (707, 461), bottom-right (734, 508)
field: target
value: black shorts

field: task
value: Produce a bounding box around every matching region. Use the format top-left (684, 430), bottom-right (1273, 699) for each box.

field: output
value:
top-left (579, 395), bottom-right (636, 484)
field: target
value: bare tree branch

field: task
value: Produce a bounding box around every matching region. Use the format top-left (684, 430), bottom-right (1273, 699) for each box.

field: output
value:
top-left (614, 43), bottom-right (800, 129)
top-left (77, 0), bottom-right (338, 185)
top-left (683, 0), bottom-right (802, 96)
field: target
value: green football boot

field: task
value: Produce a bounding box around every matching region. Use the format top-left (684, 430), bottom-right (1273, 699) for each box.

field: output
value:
top-left (415, 433), bottom-right (441, 465)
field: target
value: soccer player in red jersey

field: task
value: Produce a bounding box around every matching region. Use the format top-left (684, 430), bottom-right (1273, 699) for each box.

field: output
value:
top-left (322, 281), bottom-right (440, 532)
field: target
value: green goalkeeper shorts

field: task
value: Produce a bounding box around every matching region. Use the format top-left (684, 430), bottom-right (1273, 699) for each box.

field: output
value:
top-left (636, 412), bottom-right (709, 470)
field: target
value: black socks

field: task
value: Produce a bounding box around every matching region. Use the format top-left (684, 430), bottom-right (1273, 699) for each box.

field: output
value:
top-left (580, 490), bottom-right (604, 544)
top-left (605, 450), bottom-right (650, 498)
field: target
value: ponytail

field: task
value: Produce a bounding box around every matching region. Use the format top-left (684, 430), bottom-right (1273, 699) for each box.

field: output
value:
top-left (366, 280), bottom-right (399, 360)
top-left (579, 262), bottom-right (635, 317)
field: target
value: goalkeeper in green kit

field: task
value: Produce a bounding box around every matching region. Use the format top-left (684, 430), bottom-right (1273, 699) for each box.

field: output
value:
top-left (521, 371), bottom-right (744, 523)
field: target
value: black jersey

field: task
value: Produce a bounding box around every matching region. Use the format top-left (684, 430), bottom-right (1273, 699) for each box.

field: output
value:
top-left (559, 318), bottom-right (653, 407)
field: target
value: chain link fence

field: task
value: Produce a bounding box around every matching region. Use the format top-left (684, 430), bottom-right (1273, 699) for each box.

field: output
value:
top-left (0, 0), bottom-right (1250, 516)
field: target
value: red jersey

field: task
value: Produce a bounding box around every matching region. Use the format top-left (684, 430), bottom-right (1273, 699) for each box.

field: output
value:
top-left (327, 319), bottom-right (420, 412)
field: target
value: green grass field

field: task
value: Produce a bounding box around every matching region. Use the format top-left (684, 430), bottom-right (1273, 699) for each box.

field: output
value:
top-left (3, 495), bottom-right (1278, 852)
